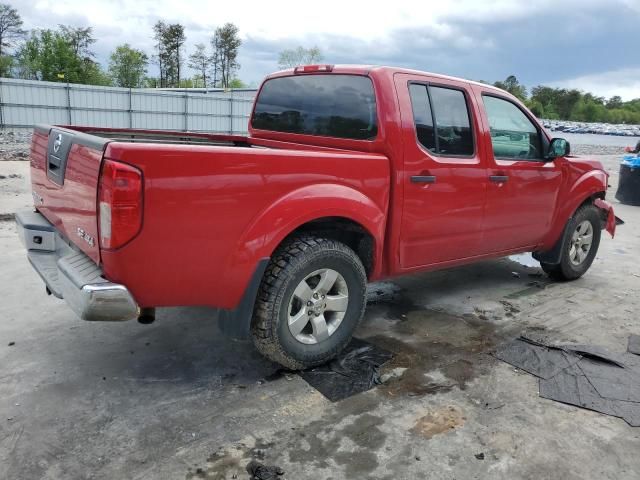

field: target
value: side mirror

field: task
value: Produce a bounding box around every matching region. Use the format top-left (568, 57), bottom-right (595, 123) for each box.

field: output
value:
top-left (547, 137), bottom-right (570, 160)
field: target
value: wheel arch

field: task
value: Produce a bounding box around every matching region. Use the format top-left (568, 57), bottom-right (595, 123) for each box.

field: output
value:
top-left (543, 169), bottom-right (608, 249)
top-left (535, 191), bottom-right (605, 265)
top-left (226, 184), bottom-right (386, 289)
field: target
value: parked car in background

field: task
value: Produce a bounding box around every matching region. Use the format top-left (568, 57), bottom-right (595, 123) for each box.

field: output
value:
top-left (17, 65), bottom-right (617, 369)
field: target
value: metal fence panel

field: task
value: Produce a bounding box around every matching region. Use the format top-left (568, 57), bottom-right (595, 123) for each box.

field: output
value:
top-left (0, 78), bottom-right (257, 133)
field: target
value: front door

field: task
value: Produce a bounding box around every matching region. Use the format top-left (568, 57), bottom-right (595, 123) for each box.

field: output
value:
top-left (476, 91), bottom-right (562, 252)
top-left (396, 74), bottom-right (488, 268)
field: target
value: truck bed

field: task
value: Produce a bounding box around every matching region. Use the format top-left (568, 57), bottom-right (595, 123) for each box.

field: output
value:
top-left (29, 124), bottom-right (390, 310)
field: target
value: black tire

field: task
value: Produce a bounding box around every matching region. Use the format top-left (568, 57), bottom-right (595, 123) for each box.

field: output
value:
top-left (251, 235), bottom-right (367, 370)
top-left (541, 203), bottom-right (602, 281)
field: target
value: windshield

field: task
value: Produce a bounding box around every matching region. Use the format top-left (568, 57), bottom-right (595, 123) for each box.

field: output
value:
top-left (251, 74), bottom-right (378, 140)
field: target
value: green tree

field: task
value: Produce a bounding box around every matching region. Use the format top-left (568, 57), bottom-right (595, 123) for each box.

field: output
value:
top-left (494, 75), bottom-right (527, 101)
top-left (108, 44), bottom-right (148, 87)
top-left (0, 53), bottom-right (11, 76)
top-left (165, 23), bottom-right (185, 87)
top-left (58, 25), bottom-right (95, 59)
top-left (188, 43), bottom-right (211, 87)
top-left (152, 21), bottom-right (168, 87)
top-left (527, 99), bottom-right (544, 118)
top-left (152, 21), bottom-right (185, 87)
top-left (277, 46), bottom-right (323, 69)
top-left (228, 77), bottom-right (247, 88)
top-left (606, 96), bottom-right (623, 109)
top-left (15, 27), bottom-right (110, 85)
top-left (212, 23), bottom-right (241, 89)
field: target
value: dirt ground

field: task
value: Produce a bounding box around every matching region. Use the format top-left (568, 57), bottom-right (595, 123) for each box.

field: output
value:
top-left (1, 141), bottom-right (640, 479)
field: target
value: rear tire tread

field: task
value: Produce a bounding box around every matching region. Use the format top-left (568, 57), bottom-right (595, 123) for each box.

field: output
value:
top-left (251, 235), bottom-right (366, 370)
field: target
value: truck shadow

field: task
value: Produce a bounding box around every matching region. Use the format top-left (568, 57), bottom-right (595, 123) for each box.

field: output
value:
top-left (48, 256), bottom-right (547, 391)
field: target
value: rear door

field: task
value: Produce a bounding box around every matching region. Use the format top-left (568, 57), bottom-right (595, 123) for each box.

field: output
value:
top-left (473, 90), bottom-right (562, 252)
top-left (395, 74), bottom-right (488, 268)
top-left (30, 125), bottom-right (107, 263)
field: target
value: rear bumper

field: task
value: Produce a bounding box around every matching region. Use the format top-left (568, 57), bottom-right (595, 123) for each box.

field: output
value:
top-left (16, 209), bottom-right (139, 322)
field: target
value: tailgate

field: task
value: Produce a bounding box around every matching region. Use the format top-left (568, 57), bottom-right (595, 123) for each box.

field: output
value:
top-left (30, 125), bottom-right (108, 263)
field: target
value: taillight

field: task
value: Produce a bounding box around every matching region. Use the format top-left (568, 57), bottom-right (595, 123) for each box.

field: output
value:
top-left (98, 159), bottom-right (142, 249)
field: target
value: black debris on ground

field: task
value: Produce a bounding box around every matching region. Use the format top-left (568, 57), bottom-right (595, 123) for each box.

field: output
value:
top-left (629, 334), bottom-right (640, 356)
top-left (246, 460), bottom-right (285, 480)
top-left (495, 335), bottom-right (640, 426)
top-left (298, 337), bottom-right (394, 402)
top-left (8, 341), bottom-right (15, 346)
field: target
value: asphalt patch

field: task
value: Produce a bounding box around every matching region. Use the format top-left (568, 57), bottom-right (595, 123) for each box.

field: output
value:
top-left (495, 336), bottom-right (640, 426)
top-left (299, 337), bottom-right (393, 402)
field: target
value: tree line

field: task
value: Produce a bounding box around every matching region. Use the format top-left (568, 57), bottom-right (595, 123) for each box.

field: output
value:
top-left (489, 75), bottom-right (640, 125)
top-left (0, 3), bottom-right (244, 89)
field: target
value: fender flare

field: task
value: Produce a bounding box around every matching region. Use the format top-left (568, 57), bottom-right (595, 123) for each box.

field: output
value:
top-left (225, 183), bottom-right (387, 293)
top-left (544, 170), bottom-right (607, 248)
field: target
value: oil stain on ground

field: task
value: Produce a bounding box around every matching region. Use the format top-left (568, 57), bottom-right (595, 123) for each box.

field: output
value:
top-left (362, 308), bottom-right (512, 398)
top-left (185, 440), bottom-right (274, 480)
top-left (411, 405), bottom-right (466, 439)
top-left (186, 395), bottom-right (387, 479)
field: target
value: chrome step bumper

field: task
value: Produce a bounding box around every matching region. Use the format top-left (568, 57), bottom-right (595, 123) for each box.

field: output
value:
top-left (16, 210), bottom-right (139, 321)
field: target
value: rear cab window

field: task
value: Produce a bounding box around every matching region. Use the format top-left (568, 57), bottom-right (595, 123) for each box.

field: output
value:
top-left (408, 83), bottom-right (474, 157)
top-left (251, 74), bottom-right (378, 140)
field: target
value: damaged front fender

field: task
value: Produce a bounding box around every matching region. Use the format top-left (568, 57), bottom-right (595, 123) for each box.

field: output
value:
top-left (594, 198), bottom-right (617, 238)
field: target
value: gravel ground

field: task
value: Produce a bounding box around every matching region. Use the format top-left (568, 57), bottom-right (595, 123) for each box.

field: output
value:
top-left (1, 129), bottom-right (639, 479)
top-left (0, 130), bottom-right (31, 161)
top-left (571, 144), bottom-right (627, 155)
top-left (1, 158), bottom-right (639, 479)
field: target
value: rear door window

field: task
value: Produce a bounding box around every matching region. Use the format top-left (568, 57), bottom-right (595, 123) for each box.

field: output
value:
top-left (408, 83), bottom-right (474, 156)
top-left (251, 74), bottom-right (378, 140)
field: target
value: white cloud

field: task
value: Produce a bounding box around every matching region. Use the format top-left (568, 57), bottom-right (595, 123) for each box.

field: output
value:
top-left (8, 0), bottom-right (640, 95)
top-left (551, 68), bottom-right (640, 101)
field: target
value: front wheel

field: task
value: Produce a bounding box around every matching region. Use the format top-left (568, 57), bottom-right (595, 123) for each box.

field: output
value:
top-left (541, 204), bottom-right (602, 281)
top-left (251, 236), bottom-right (367, 370)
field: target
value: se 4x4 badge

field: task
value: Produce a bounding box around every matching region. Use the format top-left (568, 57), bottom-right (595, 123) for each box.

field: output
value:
top-left (77, 227), bottom-right (95, 247)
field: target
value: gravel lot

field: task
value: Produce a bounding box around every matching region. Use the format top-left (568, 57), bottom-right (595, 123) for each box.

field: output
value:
top-left (1, 129), bottom-right (640, 479)
top-left (0, 130), bottom-right (31, 162)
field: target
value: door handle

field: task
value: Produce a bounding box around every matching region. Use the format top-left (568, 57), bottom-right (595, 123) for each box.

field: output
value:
top-left (489, 175), bottom-right (509, 183)
top-left (411, 175), bottom-right (436, 184)
top-left (48, 155), bottom-right (61, 171)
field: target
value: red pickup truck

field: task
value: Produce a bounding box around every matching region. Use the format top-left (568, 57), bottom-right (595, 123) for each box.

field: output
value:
top-left (18, 65), bottom-right (617, 369)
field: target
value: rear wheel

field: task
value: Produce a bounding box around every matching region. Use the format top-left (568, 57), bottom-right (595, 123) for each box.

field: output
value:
top-left (251, 236), bottom-right (367, 370)
top-left (541, 204), bottom-right (601, 281)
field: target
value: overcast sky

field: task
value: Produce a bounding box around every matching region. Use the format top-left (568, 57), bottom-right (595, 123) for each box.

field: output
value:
top-left (8, 0), bottom-right (640, 99)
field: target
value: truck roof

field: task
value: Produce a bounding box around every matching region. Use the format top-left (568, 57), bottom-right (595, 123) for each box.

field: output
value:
top-left (265, 64), bottom-right (508, 96)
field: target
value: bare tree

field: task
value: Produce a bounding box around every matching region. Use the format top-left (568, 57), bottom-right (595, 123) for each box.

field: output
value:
top-left (152, 21), bottom-right (168, 87)
top-left (278, 46), bottom-right (323, 69)
top-left (210, 30), bottom-right (221, 87)
top-left (188, 43), bottom-right (211, 87)
top-left (211, 23), bottom-right (241, 89)
top-left (58, 25), bottom-right (95, 59)
top-left (152, 22), bottom-right (185, 87)
top-left (0, 3), bottom-right (26, 57)
top-left (165, 23), bottom-right (185, 87)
